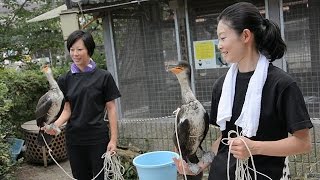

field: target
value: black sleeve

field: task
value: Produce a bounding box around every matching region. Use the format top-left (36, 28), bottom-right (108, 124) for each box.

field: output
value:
top-left (103, 73), bottom-right (121, 102)
top-left (57, 74), bottom-right (68, 101)
top-left (277, 82), bottom-right (313, 134)
top-left (57, 75), bottom-right (66, 96)
top-left (210, 83), bottom-right (218, 125)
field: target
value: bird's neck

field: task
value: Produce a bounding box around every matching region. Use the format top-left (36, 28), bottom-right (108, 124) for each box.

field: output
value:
top-left (176, 73), bottom-right (196, 104)
top-left (46, 73), bottom-right (59, 89)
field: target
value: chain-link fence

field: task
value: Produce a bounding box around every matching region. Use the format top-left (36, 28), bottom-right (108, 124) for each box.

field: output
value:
top-left (283, 0), bottom-right (320, 178)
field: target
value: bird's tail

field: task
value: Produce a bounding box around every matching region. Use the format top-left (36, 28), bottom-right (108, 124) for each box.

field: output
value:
top-left (37, 130), bottom-right (54, 146)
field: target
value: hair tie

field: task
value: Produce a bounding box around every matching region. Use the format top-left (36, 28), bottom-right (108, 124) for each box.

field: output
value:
top-left (263, 18), bottom-right (270, 26)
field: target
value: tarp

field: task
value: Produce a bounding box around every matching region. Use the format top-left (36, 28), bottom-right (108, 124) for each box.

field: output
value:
top-left (26, 4), bottom-right (67, 23)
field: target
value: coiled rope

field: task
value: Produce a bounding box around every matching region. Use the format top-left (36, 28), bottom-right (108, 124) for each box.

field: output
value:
top-left (41, 134), bottom-right (125, 180)
top-left (221, 129), bottom-right (272, 180)
top-left (103, 151), bottom-right (125, 180)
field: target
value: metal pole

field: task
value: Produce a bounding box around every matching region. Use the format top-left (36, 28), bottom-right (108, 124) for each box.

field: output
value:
top-left (265, 0), bottom-right (269, 19)
top-left (103, 11), bottom-right (122, 119)
top-left (184, 0), bottom-right (196, 94)
top-left (173, 0), bottom-right (182, 63)
top-left (279, 0), bottom-right (287, 72)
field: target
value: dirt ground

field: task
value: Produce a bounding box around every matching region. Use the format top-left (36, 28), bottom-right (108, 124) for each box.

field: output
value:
top-left (13, 160), bottom-right (73, 180)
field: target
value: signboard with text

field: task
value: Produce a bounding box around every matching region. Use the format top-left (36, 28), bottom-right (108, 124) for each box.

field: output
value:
top-left (193, 39), bottom-right (229, 69)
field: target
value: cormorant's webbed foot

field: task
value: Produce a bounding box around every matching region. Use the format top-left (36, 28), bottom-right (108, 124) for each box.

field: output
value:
top-left (188, 162), bottom-right (200, 175)
top-left (201, 151), bottom-right (215, 164)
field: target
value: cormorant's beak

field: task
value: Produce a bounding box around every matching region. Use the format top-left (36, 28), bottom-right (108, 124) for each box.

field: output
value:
top-left (41, 64), bottom-right (49, 72)
top-left (166, 63), bottom-right (184, 74)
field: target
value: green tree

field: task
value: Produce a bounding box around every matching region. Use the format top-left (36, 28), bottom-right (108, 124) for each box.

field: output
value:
top-left (0, 0), bottom-right (65, 65)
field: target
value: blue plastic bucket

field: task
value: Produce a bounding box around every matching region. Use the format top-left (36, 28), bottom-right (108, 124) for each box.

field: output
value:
top-left (7, 138), bottom-right (24, 163)
top-left (133, 151), bottom-right (179, 180)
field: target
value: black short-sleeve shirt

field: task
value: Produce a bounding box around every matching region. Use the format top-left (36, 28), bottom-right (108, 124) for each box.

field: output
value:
top-left (208, 64), bottom-right (313, 180)
top-left (58, 68), bottom-right (121, 145)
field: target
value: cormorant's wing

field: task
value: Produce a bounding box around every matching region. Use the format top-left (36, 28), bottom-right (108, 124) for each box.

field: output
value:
top-left (35, 94), bottom-right (52, 127)
top-left (198, 112), bottom-right (209, 152)
top-left (174, 118), bottom-right (192, 159)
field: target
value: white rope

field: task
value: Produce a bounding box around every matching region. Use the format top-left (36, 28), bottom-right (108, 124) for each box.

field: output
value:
top-left (41, 134), bottom-right (76, 180)
top-left (221, 130), bottom-right (272, 180)
top-left (103, 151), bottom-right (125, 180)
top-left (173, 108), bottom-right (187, 180)
top-left (41, 134), bottom-right (125, 180)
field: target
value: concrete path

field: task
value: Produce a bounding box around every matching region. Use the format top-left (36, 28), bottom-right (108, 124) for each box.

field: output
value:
top-left (13, 160), bottom-right (209, 180)
top-left (14, 160), bottom-right (72, 180)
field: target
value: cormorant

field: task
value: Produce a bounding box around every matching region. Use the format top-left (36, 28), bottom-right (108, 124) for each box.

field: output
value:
top-left (35, 64), bottom-right (64, 146)
top-left (168, 60), bottom-right (210, 178)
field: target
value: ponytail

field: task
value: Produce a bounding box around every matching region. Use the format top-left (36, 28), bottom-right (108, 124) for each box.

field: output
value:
top-left (259, 19), bottom-right (287, 62)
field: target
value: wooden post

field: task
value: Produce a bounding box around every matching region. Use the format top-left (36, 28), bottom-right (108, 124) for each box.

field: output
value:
top-left (42, 146), bottom-right (48, 167)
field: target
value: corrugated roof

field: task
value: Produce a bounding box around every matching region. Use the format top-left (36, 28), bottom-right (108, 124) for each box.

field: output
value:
top-left (65, 0), bottom-right (133, 9)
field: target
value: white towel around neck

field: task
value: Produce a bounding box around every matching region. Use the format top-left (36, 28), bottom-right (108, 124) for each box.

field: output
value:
top-left (216, 54), bottom-right (269, 137)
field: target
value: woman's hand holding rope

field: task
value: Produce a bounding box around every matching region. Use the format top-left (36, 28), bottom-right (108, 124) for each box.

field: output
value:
top-left (228, 136), bottom-right (259, 160)
top-left (107, 140), bottom-right (117, 153)
top-left (41, 122), bottom-right (61, 135)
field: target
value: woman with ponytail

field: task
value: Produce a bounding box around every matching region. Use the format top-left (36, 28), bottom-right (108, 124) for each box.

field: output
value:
top-left (174, 2), bottom-right (313, 179)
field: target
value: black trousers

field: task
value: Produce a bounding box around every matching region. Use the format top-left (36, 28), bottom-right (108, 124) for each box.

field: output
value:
top-left (67, 142), bottom-right (108, 180)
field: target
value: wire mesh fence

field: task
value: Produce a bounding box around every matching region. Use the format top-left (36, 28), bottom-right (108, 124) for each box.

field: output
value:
top-left (112, 2), bottom-right (181, 119)
top-left (283, 1), bottom-right (320, 178)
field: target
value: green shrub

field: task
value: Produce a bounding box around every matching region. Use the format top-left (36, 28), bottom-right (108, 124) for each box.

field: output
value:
top-left (0, 69), bottom-right (47, 136)
top-left (0, 83), bottom-right (13, 122)
top-left (0, 82), bottom-right (14, 178)
top-left (0, 66), bottom-right (67, 178)
top-left (0, 67), bottom-right (66, 136)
